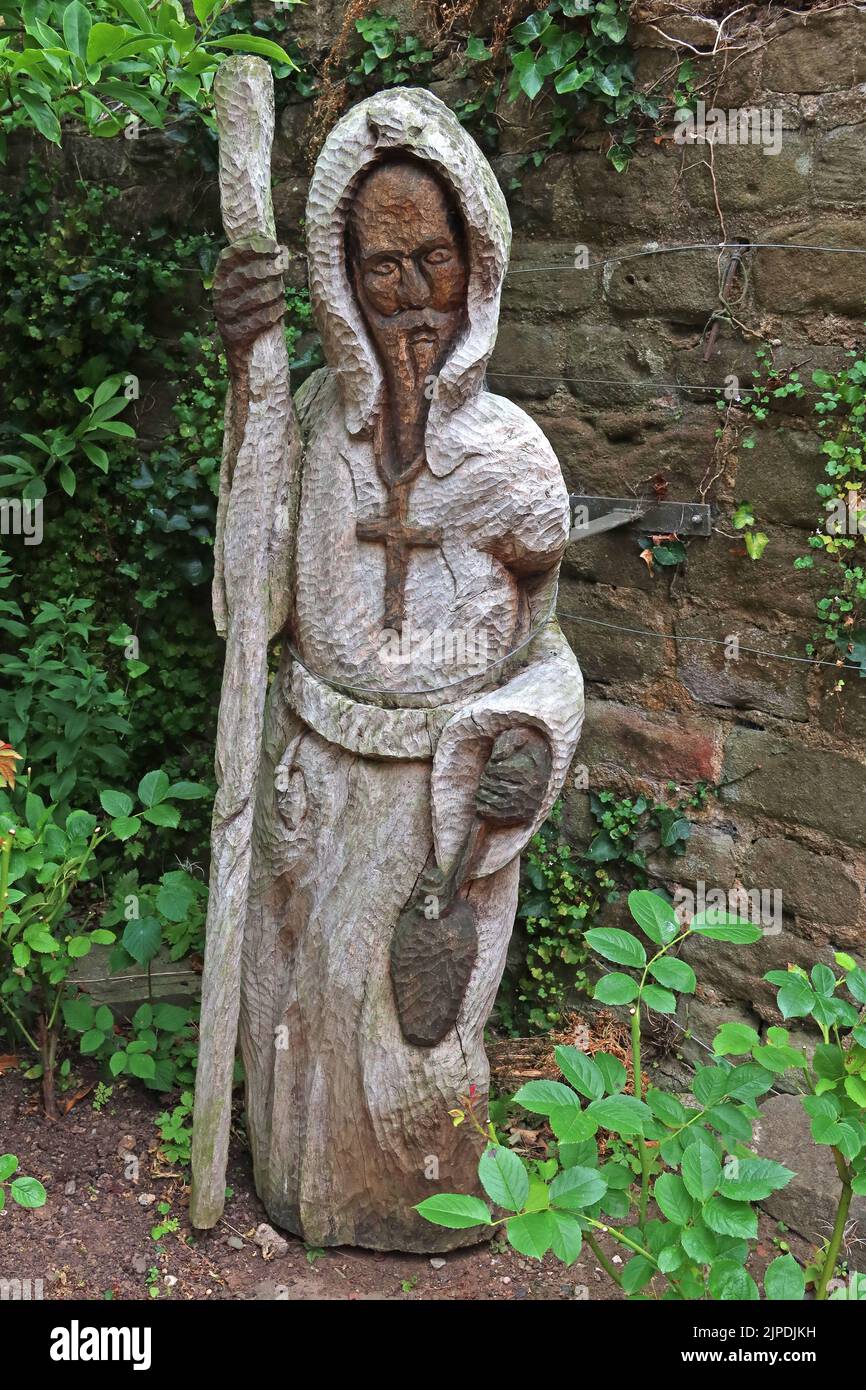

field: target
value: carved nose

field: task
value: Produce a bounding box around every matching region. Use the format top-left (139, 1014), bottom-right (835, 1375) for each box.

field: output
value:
top-left (399, 259), bottom-right (431, 308)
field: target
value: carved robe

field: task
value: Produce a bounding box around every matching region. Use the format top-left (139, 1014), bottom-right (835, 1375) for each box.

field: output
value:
top-left (239, 90), bottom-right (584, 1251)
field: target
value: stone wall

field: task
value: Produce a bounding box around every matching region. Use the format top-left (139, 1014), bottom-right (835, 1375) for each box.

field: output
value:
top-left (6, 1), bottom-right (865, 1053)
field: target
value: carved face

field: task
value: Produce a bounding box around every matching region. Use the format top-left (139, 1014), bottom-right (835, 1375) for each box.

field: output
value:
top-left (348, 158), bottom-right (468, 392)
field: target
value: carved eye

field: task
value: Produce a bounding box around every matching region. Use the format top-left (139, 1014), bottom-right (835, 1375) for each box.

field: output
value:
top-left (424, 248), bottom-right (452, 267)
top-left (368, 259), bottom-right (399, 279)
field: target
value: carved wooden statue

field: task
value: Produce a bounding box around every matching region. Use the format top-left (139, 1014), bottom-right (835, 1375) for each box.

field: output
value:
top-left (190, 58), bottom-right (584, 1252)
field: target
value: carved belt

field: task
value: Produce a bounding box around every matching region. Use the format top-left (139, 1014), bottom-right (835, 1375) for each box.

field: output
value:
top-left (287, 661), bottom-right (464, 760)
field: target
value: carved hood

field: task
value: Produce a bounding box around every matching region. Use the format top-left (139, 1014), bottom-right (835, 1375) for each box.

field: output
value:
top-left (305, 87), bottom-right (512, 476)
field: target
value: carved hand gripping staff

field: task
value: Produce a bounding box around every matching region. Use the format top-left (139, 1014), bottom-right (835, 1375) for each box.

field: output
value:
top-left (191, 57), bottom-right (584, 1251)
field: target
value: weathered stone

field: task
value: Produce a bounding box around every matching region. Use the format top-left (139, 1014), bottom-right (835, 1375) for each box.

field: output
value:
top-left (733, 427), bottom-right (824, 529)
top-left (684, 525), bottom-right (821, 622)
top-left (571, 147), bottom-right (685, 231)
top-left (752, 219), bottom-right (866, 315)
top-left (604, 247), bottom-right (724, 324)
top-left (648, 824), bottom-right (741, 890)
top-left (680, 135), bottom-right (813, 215)
top-left (756, 1094), bottom-right (866, 1271)
top-left (720, 728), bottom-right (866, 848)
top-left (764, 12), bottom-right (866, 94)
top-left (813, 125), bottom-right (866, 206)
top-left (563, 320), bottom-right (674, 407)
top-left (680, 996), bottom-right (759, 1067)
top-left (558, 579), bottom-right (672, 686)
top-left (820, 676), bottom-right (866, 740)
top-left (502, 241), bottom-right (600, 316)
top-left (743, 835), bottom-right (863, 930)
top-left (488, 318), bottom-right (567, 398)
top-left (579, 698), bottom-right (723, 785)
top-left (674, 616), bottom-right (811, 721)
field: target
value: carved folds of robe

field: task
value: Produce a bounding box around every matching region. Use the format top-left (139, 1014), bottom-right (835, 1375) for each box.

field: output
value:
top-left (240, 89), bottom-right (584, 1250)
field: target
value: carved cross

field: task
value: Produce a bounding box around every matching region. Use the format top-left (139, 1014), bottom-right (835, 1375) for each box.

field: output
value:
top-left (356, 475), bottom-right (441, 632)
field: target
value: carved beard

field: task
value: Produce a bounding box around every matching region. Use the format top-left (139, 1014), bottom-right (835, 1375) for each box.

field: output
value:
top-left (363, 307), bottom-right (463, 405)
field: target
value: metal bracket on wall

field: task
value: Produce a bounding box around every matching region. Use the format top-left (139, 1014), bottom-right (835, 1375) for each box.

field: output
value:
top-left (569, 495), bottom-right (712, 542)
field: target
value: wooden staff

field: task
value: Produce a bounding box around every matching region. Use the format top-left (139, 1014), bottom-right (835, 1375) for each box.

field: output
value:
top-left (190, 56), bottom-right (298, 1228)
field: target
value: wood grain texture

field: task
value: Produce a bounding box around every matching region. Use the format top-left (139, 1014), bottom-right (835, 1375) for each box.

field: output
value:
top-left (190, 58), bottom-right (299, 1230)
top-left (194, 84), bottom-right (584, 1250)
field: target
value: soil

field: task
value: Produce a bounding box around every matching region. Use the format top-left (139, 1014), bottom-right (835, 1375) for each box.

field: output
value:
top-left (0, 1050), bottom-right (812, 1302)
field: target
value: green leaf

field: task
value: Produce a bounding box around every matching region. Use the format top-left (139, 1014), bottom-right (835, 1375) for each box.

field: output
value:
top-left (66, 810), bottom-right (97, 840)
top-left (549, 1209), bottom-right (583, 1265)
top-left (80, 1028), bottom-right (105, 1055)
top-left (641, 983), bottom-right (678, 1014)
top-left (415, 1194), bottom-right (492, 1229)
top-left (206, 34), bottom-right (295, 68)
top-left (587, 1095), bottom-right (650, 1137)
top-left (167, 781), bottom-right (209, 800)
top-left (87, 21), bottom-right (132, 65)
top-left (138, 769), bottom-right (170, 807)
top-left (709, 1259), bottom-right (759, 1300)
top-left (811, 963), bottom-right (836, 997)
top-left (63, 1), bottom-right (92, 60)
top-left (95, 80), bottom-right (165, 128)
top-left (554, 1046), bottom-right (604, 1100)
top-left (100, 789), bottom-right (133, 818)
top-left (692, 1066), bottom-right (730, 1107)
top-left (111, 815), bottom-right (141, 841)
top-left (775, 975), bottom-right (816, 1020)
top-left (764, 1252), bottom-right (806, 1300)
top-left (594, 1053), bottom-right (627, 1095)
top-left (142, 803), bottom-right (180, 828)
top-left (702, 1196), bottom-right (757, 1239)
top-left (109, 1050), bottom-right (128, 1077)
top-left (593, 972), bottom-right (638, 1004)
top-left (713, 1022), bottom-right (760, 1056)
top-left (513, 1079), bottom-right (579, 1115)
top-left (681, 1144), bottom-right (721, 1202)
top-left (63, 998), bottom-right (94, 1032)
top-left (681, 1221), bottom-right (716, 1264)
top-left (649, 957), bottom-right (696, 993)
top-left (506, 1210), bottom-right (553, 1259)
top-left (627, 889), bottom-right (679, 944)
top-left (10, 1175), bottom-right (47, 1209)
top-left (845, 1076), bottom-right (866, 1108)
top-left (653, 1172), bottom-right (694, 1225)
top-left (719, 1157), bottom-right (794, 1201)
top-left (67, 935), bottom-right (92, 959)
top-left (549, 1165), bottom-right (607, 1210)
top-left (128, 1051), bottom-right (157, 1080)
top-left (121, 916), bottom-right (161, 967)
top-left (646, 1089), bottom-right (689, 1127)
top-left (0, 1154), bottom-right (18, 1182)
top-left (478, 1146), bottom-right (529, 1213)
top-left (549, 1105), bottom-right (598, 1144)
top-left (18, 91), bottom-right (62, 144)
top-left (691, 916), bottom-right (762, 943)
top-left (621, 1254), bottom-right (655, 1294)
top-left (152, 1003), bottom-right (190, 1032)
top-left (584, 927), bottom-right (646, 969)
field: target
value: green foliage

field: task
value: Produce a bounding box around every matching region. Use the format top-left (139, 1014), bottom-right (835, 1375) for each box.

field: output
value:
top-left (506, 787), bottom-right (707, 1033)
top-left (0, 0), bottom-right (295, 156)
top-left (0, 1152), bottom-right (47, 1211)
top-left (0, 766), bottom-right (206, 1109)
top-left (423, 891), bottom-right (866, 1301)
top-left (348, 12), bottom-right (433, 90)
top-left (156, 1087), bottom-right (194, 1165)
top-left (499, 1), bottom-right (657, 171)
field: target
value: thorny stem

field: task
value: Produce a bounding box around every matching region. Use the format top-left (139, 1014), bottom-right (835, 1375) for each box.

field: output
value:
top-left (585, 1231), bottom-right (624, 1288)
